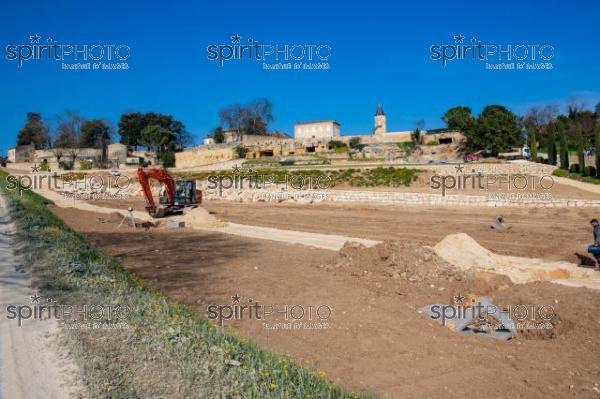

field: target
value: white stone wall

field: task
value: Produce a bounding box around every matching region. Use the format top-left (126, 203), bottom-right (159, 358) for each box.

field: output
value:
top-left (203, 187), bottom-right (600, 208)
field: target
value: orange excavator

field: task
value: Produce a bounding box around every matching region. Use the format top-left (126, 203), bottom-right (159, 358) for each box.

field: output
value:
top-left (137, 167), bottom-right (202, 218)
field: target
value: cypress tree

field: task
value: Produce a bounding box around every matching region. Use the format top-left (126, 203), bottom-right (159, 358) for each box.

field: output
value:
top-left (595, 125), bottom-right (600, 177)
top-left (529, 127), bottom-right (538, 162)
top-left (547, 125), bottom-right (557, 166)
top-left (559, 125), bottom-right (569, 170)
top-left (575, 125), bottom-right (585, 175)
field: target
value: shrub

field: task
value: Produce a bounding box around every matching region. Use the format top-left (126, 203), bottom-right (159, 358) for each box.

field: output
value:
top-left (39, 159), bottom-right (50, 171)
top-left (79, 160), bottom-right (93, 170)
top-left (236, 145), bottom-right (249, 159)
top-left (279, 160), bottom-right (295, 166)
top-left (349, 137), bottom-right (362, 149)
top-left (552, 168), bottom-right (600, 184)
top-left (137, 157), bottom-right (150, 167)
top-left (59, 160), bottom-right (73, 170)
top-left (396, 142), bottom-right (415, 151)
top-left (569, 164), bottom-right (580, 174)
top-left (552, 168), bottom-right (569, 177)
top-left (583, 166), bottom-right (596, 177)
top-left (426, 141), bottom-right (438, 146)
top-left (327, 140), bottom-right (348, 153)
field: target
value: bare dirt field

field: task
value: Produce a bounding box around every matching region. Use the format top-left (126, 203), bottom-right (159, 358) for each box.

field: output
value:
top-left (85, 193), bottom-right (599, 264)
top-left (203, 201), bottom-right (600, 265)
top-left (49, 205), bottom-right (600, 399)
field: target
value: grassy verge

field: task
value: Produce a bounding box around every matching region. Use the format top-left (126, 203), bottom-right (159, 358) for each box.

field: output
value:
top-left (552, 169), bottom-right (600, 184)
top-left (175, 167), bottom-right (419, 188)
top-left (0, 170), bottom-right (371, 399)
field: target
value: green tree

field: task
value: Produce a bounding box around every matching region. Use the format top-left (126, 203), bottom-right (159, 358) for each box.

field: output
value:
top-left (528, 127), bottom-right (538, 161)
top-left (442, 106), bottom-right (475, 131)
top-left (118, 112), bottom-right (145, 148)
top-left (235, 145), bottom-right (249, 159)
top-left (464, 105), bottom-right (522, 155)
top-left (17, 112), bottom-right (50, 149)
top-left (574, 125), bottom-right (586, 175)
top-left (558, 125), bottom-right (569, 170)
top-left (212, 126), bottom-right (225, 143)
top-left (118, 112), bottom-right (186, 149)
top-left (595, 125), bottom-right (600, 177)
top-left (411, 128), bottom-right (421, 145)
top-left (546, 125), bottom-right (557, 166)
top-left (139, 125), bottom-right (173, 159)
top-left (80, 120), bottom-right (111, 148)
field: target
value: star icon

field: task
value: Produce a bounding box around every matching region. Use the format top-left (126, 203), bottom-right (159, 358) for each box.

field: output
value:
top-left (30, 34), bottom-right (41, 43)
top-left (232, 164), bottom-right (241, 173)
top-left (31, 163), bottom-right (40, 173)
top-left (454, 164), bottom-right (464, 173)
top-left (231, 34), bottom-right (242, 44)
top-left (231, 293), bottom-right (241, 303)
top-left (453, 34), bottom-right (465, 44)
top-left (454, 293), bottom-right (465, 303)
top-left (31, 293), bottom-right (41, 303)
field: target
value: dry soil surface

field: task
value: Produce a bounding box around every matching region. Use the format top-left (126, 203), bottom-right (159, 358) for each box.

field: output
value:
top-left (49, 205), bottom-right (600, 399)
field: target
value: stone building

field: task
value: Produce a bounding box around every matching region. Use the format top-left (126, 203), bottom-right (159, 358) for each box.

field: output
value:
top-left (294, 120), bottom-right (341, 141)
top-left (7, 144), bottom-right (35, 163)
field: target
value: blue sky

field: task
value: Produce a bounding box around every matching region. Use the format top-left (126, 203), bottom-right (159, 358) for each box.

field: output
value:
top-left (1, 0), bottom-right (599, 152)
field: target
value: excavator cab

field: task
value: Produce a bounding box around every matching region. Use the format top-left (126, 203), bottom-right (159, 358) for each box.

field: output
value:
top-left (159, 180), bottom-right (197, 207)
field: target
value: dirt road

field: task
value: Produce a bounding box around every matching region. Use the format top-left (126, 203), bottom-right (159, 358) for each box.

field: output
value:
top-left (0, 196), bottom-right (81, 399)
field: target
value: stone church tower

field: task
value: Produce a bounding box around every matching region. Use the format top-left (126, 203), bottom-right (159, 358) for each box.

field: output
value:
top-left (374, 103), bottom-right (386, 135)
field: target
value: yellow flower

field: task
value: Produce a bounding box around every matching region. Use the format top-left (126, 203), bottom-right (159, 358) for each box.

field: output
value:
top-left (318, 370), bottom-right (327, 378)
top-left (270, 383), bottom-right (277, 389)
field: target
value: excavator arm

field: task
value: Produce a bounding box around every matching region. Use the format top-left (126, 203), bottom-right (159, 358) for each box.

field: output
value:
top-left (137, 167), bottom-right (176, 217)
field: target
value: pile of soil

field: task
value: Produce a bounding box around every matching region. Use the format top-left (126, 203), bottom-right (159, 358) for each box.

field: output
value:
top-left (434, 233), bottom-right (600, 287)
top-left (321, 240), bottom-right (513, 300)
top-left (325, 240), bottom-right (466, 283)
top-left (182, 207), bottom-right (227, 228)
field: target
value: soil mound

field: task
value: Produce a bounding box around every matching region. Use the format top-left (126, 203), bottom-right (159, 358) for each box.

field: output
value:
top-left (183, 207), bottom-right (227, 228)
top-left (327, 240), bottom-right (467, 283)
top-left (433, 233), bottom-right (496, 269)
top-left (434, 233), bottom-right (600, 287)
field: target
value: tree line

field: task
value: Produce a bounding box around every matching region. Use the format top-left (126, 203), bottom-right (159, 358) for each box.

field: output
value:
top-left (15, 110), bottom-right (190, 168)
top-left (442, 101), bottom-right (600, 177)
